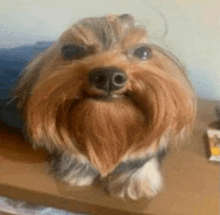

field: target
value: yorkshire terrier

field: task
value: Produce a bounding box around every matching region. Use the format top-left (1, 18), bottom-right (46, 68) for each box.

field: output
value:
top-left (15, 14), bottom-right (196, 200)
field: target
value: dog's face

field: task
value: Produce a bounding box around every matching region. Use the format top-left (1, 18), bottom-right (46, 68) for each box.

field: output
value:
top-left (16, 14), bottom-right (196, 176)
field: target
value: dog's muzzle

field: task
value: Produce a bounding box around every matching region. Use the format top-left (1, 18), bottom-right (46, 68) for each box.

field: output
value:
top-left (89, 67), bottom-right (127, 92)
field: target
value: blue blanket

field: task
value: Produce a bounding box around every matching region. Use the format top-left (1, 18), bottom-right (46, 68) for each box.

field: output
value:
top-left (0, 42), bottom-right (52, 129)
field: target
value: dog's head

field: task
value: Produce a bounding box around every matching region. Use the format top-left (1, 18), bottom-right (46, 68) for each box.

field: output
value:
top-left (15, 14), bottom-right (196, 175)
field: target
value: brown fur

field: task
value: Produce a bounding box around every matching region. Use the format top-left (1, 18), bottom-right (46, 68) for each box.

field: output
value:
top-left (15, 14), bottom-right (196, 178)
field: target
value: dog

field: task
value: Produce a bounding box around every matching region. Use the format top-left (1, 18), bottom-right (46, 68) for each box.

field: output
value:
top-left (14, 14), bottom-right (196, 200)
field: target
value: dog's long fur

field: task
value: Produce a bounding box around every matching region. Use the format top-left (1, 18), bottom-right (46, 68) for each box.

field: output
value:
top-left (15, 14), bottom-right (196, 199)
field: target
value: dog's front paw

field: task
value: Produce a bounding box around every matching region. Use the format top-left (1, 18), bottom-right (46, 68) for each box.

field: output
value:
top-left (107, 175), bottom-right (162, 200)
top-left (64, 174), bottom-right (96, 186)
top-left (49, 152), bottom-right (99, 186)
top-left (105, 158), bottom-right (163, 200)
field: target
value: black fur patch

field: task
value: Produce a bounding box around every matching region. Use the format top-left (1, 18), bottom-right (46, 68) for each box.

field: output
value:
top-left (110, 149), bottom-right (168, 177)
top-left (112, 156), bottom-right (153, 176)
top-left (157, 148), bottom-right (168, 166)
top-left (48, 152), bottom-right (99, 180)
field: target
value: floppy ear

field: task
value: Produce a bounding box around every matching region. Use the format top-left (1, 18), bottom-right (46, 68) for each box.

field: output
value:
top-left (15, 45), bottom-right (55, 112)
top-left (149, 44), bottom-right (197, 136)
top-left (118, 14), bottom-right (135, 27)
top-left (149, 44), bottom-right (194, 89)
top-left (116, 14), bottom-right (136, 36)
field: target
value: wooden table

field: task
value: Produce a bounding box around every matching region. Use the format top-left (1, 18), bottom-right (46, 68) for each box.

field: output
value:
top-left (0, 99), bottom-right (219, 215)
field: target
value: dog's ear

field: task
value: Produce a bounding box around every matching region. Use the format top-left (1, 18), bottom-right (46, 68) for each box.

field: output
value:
top-left (149, 44), bottom-right (196, 101)
top-left (149, 44), bottom-right (190, 85)
top-left (118, 14), bottom-right (135, 32)
top-left (149, 44), bottom-right (197, 135)
top-left (118, 14), bottom-right (135, 24)
top-left (15, 45), bottom-right (55, 112)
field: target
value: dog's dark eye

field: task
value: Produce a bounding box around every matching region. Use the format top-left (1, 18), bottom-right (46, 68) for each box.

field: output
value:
top-left (62, 44), bottom-right (87, 59)
top-left (133, 46), bottom-right (151, 60)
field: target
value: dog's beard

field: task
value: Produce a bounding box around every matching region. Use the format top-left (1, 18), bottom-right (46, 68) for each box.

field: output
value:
top-left (68, 97), bottom-right (151, 175)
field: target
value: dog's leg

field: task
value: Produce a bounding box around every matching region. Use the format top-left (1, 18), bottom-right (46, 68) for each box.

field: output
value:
top-left (157, 148), bottom-right (168, 166)
top-left (103, 155), bottom-right (164, 200)
top-left (49, 152), bottom-right (99, 186)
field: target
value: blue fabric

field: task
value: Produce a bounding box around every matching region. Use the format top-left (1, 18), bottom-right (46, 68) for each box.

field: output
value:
top-left (0, 42), bottom-right (52, 129)
top-left (0, 99), bottom-right (23, 129)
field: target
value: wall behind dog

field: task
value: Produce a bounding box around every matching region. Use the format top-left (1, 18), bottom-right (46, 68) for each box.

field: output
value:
top-left (1, 0), bottom-right (220, 100)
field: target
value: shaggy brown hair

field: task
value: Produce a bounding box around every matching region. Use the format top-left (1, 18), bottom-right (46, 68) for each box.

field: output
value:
top-left (15, 14), bottom-right (196, 177)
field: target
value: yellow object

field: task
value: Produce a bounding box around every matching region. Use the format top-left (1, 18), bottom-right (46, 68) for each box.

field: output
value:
top-left (211, 147), bottom-right (220, 155)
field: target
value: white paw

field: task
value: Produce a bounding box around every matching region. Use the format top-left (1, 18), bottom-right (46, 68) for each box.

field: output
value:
top-left (64, 176), bottom-right (95, 186)
top-left (136, 157), bottom-right (163, 197)
top-left (106, 158), bottom-right (163, 200)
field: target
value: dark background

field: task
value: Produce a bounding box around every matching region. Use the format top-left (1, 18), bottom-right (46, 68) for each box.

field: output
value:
top-left (0, 42), bottom-right (52, 129)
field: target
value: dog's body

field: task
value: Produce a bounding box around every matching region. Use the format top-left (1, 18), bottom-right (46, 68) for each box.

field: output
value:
top-left (15, 14), bottom-right (196, 200)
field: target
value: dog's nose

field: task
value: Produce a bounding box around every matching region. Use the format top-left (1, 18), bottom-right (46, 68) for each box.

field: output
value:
top-left (89, 67), bottom-right (127, 92)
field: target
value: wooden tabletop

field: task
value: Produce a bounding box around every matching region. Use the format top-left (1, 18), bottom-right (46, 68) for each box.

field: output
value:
top-left (0, 99), bottom-right (219, 215)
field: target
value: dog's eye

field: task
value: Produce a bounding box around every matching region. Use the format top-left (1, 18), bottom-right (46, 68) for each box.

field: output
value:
top-left (62, 44), bottom-right (87, 59)
top-left (133, 46), bottom-right (151, 60)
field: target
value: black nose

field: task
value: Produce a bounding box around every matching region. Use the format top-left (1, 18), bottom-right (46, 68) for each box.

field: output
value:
top-left (89, 67), bottom-right (127, 92)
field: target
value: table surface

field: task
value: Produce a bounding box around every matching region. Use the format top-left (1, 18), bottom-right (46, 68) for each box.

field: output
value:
top-left (0, 99), bottom-right (219, 215)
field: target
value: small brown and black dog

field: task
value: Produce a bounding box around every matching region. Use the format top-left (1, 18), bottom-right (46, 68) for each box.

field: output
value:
top-left (15, 14), bottom-right (196, 200)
